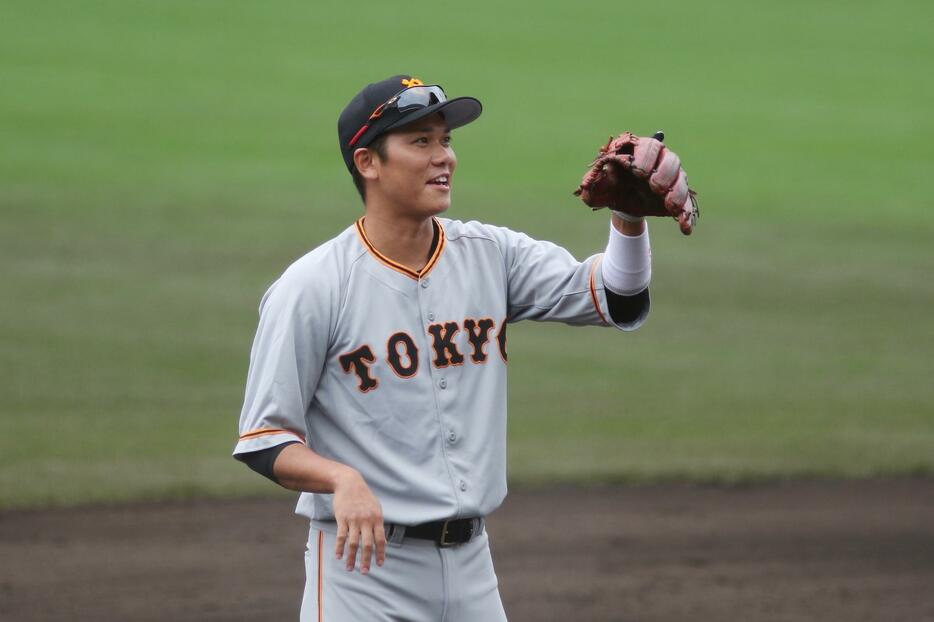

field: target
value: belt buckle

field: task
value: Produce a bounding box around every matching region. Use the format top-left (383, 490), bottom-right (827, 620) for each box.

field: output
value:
top-left (438, 519), bottom-right (472, 548)
top-left (438, 519), bottom-right (455, 548)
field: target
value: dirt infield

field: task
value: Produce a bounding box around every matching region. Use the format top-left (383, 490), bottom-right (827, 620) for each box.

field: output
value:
top-left (1, 478), bottom-right (933, 622)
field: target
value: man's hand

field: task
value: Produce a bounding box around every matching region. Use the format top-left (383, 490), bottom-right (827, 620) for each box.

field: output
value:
top-left (332, 469), bottom-right (387, 574)
top-left (269, 444), bottom-right (388, 574)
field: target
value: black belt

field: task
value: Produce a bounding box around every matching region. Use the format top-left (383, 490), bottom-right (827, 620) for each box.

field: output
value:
top-left (394, 517), bottom-right (482, 548)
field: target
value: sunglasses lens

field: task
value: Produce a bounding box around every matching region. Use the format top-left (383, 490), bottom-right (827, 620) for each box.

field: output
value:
top-left (348, 85), bottom-right (448, 147)
top-left (396, 86), bottom-right (446, 111)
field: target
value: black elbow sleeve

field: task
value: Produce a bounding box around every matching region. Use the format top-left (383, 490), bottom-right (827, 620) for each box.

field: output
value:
top-left (605, 287), bottom-right (650, 325)
top-left (234, 441), bottom-right (301, 485)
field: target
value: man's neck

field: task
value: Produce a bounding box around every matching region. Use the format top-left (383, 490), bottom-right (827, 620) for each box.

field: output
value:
top-left (360, 209), bottom-right (438, 273)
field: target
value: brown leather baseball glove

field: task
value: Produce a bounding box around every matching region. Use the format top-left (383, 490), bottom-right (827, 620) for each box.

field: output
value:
top-left (573, 131), bottom-right (699, 235)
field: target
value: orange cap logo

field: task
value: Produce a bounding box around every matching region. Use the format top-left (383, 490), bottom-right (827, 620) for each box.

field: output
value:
top-left (401, 77), bottom-right (424, 88)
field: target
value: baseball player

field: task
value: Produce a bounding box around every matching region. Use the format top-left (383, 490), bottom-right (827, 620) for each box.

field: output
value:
top-left (233, 75), bottom-right (697, 621)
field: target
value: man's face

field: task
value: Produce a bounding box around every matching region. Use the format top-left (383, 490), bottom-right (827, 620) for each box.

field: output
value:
top-left (372, 113), bottom-right (457, 219)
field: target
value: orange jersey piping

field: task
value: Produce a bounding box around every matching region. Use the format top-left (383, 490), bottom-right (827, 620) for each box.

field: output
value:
top-left (589, 255), bottom-right (610, 326)
top-left (317, 529), bottom-right (324, 622)
top-left (354, 217), bottom-right (446, 280)
top-left (238, 427), bottom-right (305, 443)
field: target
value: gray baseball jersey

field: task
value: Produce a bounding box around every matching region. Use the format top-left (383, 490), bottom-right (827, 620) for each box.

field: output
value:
top-left (233, 216), bottom-right (648, 525)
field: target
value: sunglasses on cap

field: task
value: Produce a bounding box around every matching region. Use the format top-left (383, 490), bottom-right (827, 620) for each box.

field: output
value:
top-left (347, 84), bottom-right (448, 147)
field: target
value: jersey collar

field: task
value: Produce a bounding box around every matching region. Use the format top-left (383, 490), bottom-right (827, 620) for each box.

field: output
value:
top-left (354, 217), bottom-right (446, 280)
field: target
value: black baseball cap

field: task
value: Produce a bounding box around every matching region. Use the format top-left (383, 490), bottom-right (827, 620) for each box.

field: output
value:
top-left (337, 75), bottom-right (482, 173)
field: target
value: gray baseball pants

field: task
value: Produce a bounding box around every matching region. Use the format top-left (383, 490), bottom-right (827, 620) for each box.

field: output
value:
top-left (300, 521), bottom-right (508, 621)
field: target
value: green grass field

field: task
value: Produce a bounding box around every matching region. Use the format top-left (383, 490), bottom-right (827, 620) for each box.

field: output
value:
top-left (2, 0), bottom-right (933, 508)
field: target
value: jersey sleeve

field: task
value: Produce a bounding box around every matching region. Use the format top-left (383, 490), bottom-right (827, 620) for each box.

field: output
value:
top-left (233, 268), bottom-right (332, 456)
top-left (491, 225), bottom-right (649, 331)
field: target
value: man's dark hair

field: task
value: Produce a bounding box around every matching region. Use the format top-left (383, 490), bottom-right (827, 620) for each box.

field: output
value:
top-left (350, 133), bottom-right (390, 203)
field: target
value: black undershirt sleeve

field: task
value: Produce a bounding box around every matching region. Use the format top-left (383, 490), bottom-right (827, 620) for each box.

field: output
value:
top-left (234, 441), bottom-right (302, 485)
top-left (604, 286), bottom-right (650, 325)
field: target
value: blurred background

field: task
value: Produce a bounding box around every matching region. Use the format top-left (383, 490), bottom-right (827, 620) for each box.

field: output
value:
top-left (1, 0), bottom-right (932, 509)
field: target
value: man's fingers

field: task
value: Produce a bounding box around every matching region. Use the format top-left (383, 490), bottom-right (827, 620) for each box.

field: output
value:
top-left (335, 520), bottom-right (348, 560)
top-left (375, 522), bottom-right (388, 567)
top-left (345, 525), bottom-right (360, 571)
top-left (359, 527), bottom-right (374, 574)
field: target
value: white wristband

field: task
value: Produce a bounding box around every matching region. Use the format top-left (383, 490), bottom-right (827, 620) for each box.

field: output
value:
top-left (610, 210), bottom-right (645, 224)
top-left (601, 221), bottom-right (651, 296)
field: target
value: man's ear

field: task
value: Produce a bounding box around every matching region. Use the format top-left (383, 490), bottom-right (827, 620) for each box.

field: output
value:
top-left (353, 147), bottom-right (379, 181)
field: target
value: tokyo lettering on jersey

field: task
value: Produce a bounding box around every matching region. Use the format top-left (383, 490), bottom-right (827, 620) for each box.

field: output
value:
top-left (233, 217), bottom-right (648, 525)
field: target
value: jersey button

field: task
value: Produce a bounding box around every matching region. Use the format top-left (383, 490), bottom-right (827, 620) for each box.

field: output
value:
top-left (459, 480), bottom-right (468, 491)
top-left (427, 312), bottom-right (435, 321)
top-left (420, 278), bottom-right (430, 289)
top-left (438, 378), bottom-right (447, 389)
top-left (447, 430), bottom-right (457, 443)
